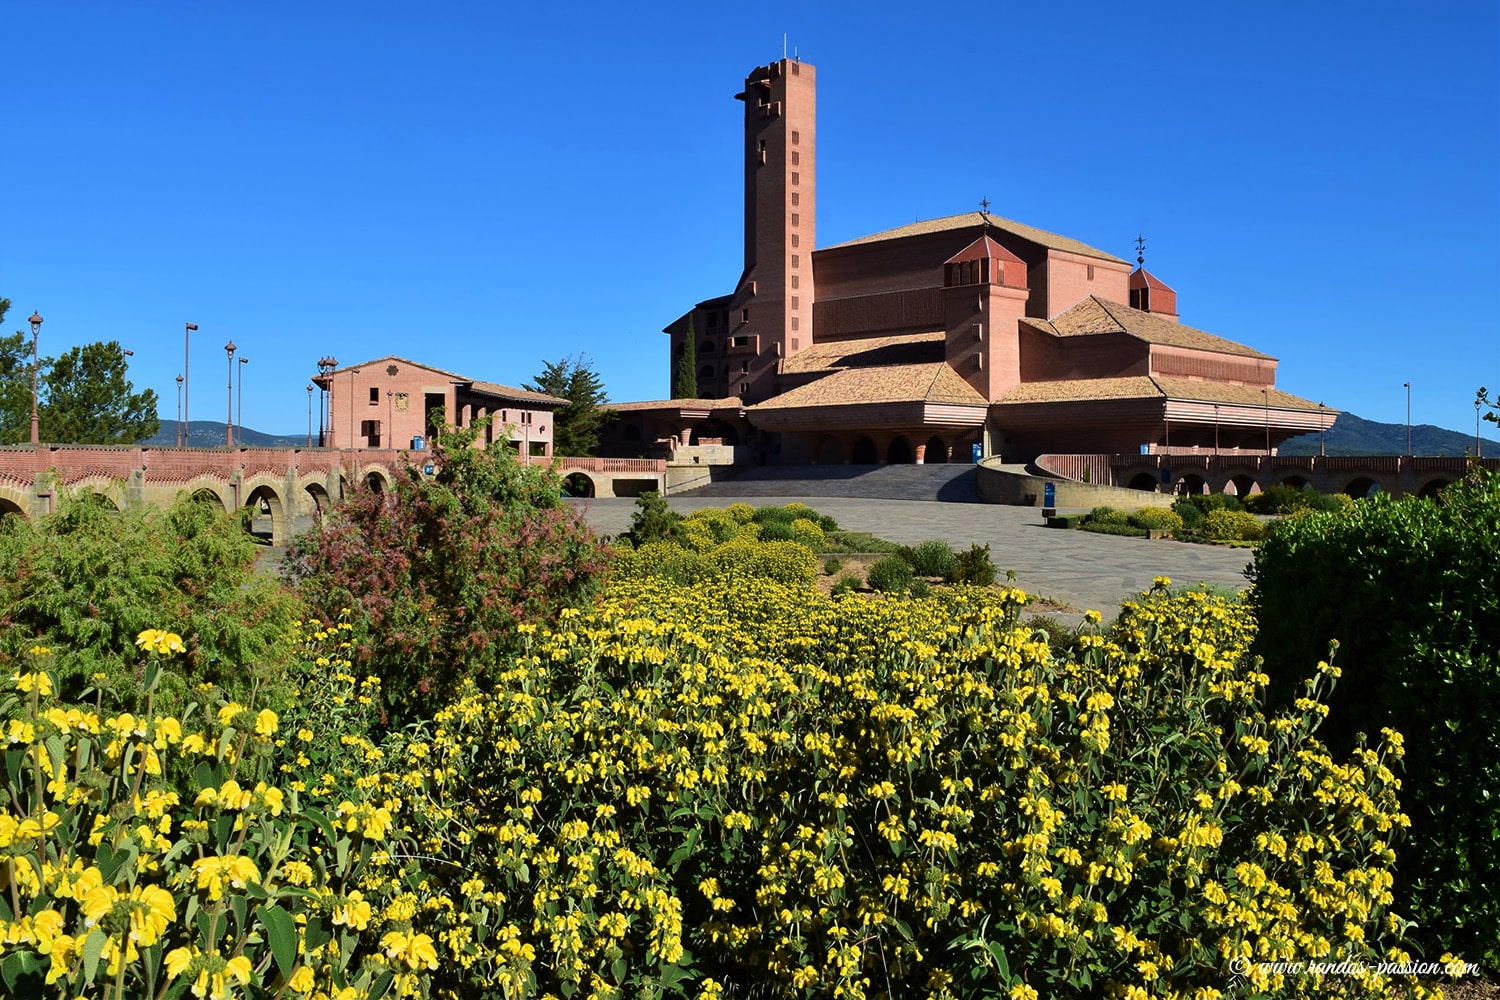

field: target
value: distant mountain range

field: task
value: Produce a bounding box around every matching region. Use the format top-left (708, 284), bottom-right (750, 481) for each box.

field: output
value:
top-left (1279, 411), bottom-right (1498, 458)
top-left (141, 420), bottom-right (306, 448)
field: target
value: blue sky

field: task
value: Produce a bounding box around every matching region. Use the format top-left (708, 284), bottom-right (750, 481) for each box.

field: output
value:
top-left (5, 1), bottom-right (1497, 438)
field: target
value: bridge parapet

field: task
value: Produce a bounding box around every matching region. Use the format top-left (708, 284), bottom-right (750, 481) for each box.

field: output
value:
top-left (1095, 453), bottom-right (1498, 498)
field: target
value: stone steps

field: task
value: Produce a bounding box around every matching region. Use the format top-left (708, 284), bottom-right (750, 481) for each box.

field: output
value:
top-left (672, 464), bottom-right (981, 502)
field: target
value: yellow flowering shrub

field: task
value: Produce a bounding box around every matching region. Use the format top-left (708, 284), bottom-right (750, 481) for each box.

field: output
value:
top-left (0, 585), bottom-right (1458, 999)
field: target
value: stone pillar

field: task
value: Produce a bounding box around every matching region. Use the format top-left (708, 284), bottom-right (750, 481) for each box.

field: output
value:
top-left (914, 443), bottom-right (927, 465)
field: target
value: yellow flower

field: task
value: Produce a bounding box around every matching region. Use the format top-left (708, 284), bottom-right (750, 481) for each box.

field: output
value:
top-left (287, 965), bottom-right (316, 993)
top-left (135, 629), bottom-right (186, 656)
top-left (255, 709), bottom-right (278, 736)
top-left (1010, 985), bottom-right (1039, 1000)
top-left (192, 855), bottom-right (261, 901)
top-left (381, 930), bottom-right (440, 970)
top-left (14, 671), bottom-right (54, 696)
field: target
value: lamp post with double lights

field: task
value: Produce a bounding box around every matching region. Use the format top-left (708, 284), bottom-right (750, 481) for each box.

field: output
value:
top-left (317, 356), bottom-right (338, 446)
top-left (307, 385), bottom-right (314, 447)
top-left (224, 341), bottom-right (237, 447)
top-left (237, 356), bottom-right (249, 446)
top-left (184, 323), bottom-right (197, 444)
top-left (28, 312), bottom-right (42, 445)
top-left (176, 375), bottom-right (184, 446)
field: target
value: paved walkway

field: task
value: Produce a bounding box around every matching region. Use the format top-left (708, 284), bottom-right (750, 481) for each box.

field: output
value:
top-left (568, 497), bottom-right (1256, 621)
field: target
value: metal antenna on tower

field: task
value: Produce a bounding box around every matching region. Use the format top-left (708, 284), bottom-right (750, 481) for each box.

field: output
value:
top-left (783, 33), bottom-right (787, 59)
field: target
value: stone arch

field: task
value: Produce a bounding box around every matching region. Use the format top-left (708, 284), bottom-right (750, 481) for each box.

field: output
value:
top-left (1127, 472), bottom-right (1159, 492)
top-left (0, 484), bottom-right (31, 521)
top-left (923, 435), bottom-right (949, 464)
top-left (1174, 473), bottom-right (1208, 495)
top-left (65, 478), bottom-right (126, 512)
top-left (303, 481), bottom-right (331, 516)
top-left (243, 483), bottom-right (286, 546)
top-left (699, 340), bottom-right (716, 355)
top-left (816, 436), bottom-right (843, 464)
top-left (1417, 478), bottom-right (1453, 500)
top-left (698, 364), bottom-right (715, 379)
top-left (851, 436), bottom-right (878, 464)
top-left (1341, 476), bottom-right (1380, 499)
top-left (887, 436), bottom-right (914, 465)
top-left (190, 488), bottom-right (226, 511)
top-left (363, 468), bottom-right (391, 493)
top-left (563, 472), bottom-right (597, 498)
top-left (1275, 474), bottom-right (1310, 490)
top-left (691, 419), bottom-right (740, 446)
top-left (1223, 473), bottom-right (1258, 497)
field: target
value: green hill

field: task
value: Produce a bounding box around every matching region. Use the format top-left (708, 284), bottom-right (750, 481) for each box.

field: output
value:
top-left (141, 421), bottom-right (306, 448)
top-left (1280, 411), bottom-right (1498, 457)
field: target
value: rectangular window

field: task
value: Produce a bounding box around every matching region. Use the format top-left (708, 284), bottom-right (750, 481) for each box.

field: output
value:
top-left (791, 317), bottom-right (800, 331)
top-left (791, 172), bottom-right (799, 185)
top-left (791, 275), bottom-right (799, 289)
top-left (791, 151), bottom-right (800, 166)
top-left (791, 212), bottom-right (799, 226)
top-left (740, 361), bottom-right (749, 374)
top-left (791, 254), bottom-right (800, 267)
top-left (791, 130), bottom-right (800, 145)
top-left (1087, 264), bottom-right (1095, 280)
top-left (791, 296), bottom-right (799, 309)
top-left (740, 382), bottom-right (749, 395)
top-left (791, 192), bottom-right (800, 206)
top-left (368, 387), bottom-right (379, 404)
top-left (741, 308), bottom-right (750, 323)
top-left (791, 234), bottom-right (799, 247)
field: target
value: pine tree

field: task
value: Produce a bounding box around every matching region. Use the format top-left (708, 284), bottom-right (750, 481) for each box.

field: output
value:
top-left (525, 355), bottom-right (615, 457)
top-left (674, 317), bottom-right (699, 399)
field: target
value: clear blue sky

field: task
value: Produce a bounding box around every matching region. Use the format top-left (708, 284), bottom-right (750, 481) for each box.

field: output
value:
top-left (5, 1), bottom-right (1497, 439)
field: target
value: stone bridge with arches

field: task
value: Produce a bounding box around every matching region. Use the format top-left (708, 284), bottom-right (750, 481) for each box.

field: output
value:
top-left (1035, 453), bottom-right (1499, 500)
top-left (0, 446), bottom-right (666, 545)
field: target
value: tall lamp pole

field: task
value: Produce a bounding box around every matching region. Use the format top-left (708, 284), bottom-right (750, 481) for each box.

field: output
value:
top-left (28, 312), bottom-right (43, 445)
top-left (237, 356), bottom-right (249, 446)
top-left (317, 356), bottom-right (338, 446)
top-left (307, 385), bottom-right (314, 447)
top-left (1478, 397), bottom-right (1484, 459)
top-left (184, 323), bottom-right (197, 444)
top-left (1262, 387), bottom-right (1270, 455)
top-left (176, 375), bottom-right (184, 446)
top-left (1319, 402), bottom-right (1326, 457)
top-left (224, 341), bottom-right (237, 446)
top-left (1403, 382), bottom-right (1412, 456)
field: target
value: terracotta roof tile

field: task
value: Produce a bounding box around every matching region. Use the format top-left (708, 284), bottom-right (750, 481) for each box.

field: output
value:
top-left (1152, 378), bottom-right (1328, 411)
top-left (780, 333), bottom-right (946, 374)
top-left (468, 381), bottom-right (569, 407)
top-left (822, 211), bottom-right (1126, 263)
top-left (1022, 297), bottom-right (1273, 360)
top-left (996, 376), bottom-right (1327, 411)
top-left (609, 398), bottom-right (744, 412)
top-left (749, 363), bottom-right (987, 411)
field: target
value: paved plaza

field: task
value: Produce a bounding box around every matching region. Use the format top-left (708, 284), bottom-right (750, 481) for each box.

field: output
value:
top-left (569, 497), bottom-right (1257, 621)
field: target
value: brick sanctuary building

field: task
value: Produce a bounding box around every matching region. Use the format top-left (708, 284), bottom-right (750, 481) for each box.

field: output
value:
top-left (603, 57), bottom-right (1332, 466)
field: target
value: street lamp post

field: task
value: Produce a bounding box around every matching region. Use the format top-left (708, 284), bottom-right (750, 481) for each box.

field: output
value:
top-left (348, 369), bottom-right (359, 449)
top-left (237, 357), bottom-right (249, 446)
top-left (184, 323), bottom-right (197, 444)
top-left (1213, 404), bottom-right (1220, 457)
top-left (1403, 382), bottom-right (1412, 457)
top-left (307, 385), bottom-right (314, 447)
top-left (1478, 397), bottom-right (1484, 459)
top-left (224, 342), bottom-right (237, 446)
top-left (317, 356), bottom-right (338, 446)
top-left (387, 390), bottom-right (394, 449)
top-left (1319, 402), bottom-right (1326, 457)
top-left (28, 312), bottom-right (43, 445)
top-left (176, 375), bottom-right (184, 446)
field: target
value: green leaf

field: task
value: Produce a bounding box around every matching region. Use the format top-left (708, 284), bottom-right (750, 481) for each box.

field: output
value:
top-left (259, 904), bottom-right (298, 980)
top-left (82, 927), bottom-right (107, 984)
top-left (987, 941), bottom-right (1010, 983)
top-left (667, 827), bottom-right (700, 870)
top-left (368, 970), bottom-right (396, 1000)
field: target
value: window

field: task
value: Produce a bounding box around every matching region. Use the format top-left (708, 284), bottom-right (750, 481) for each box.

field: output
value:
top-left (791, 212), bottom-right (799, 226)
top-left (791, 192), bottom-right (799, 206)
top-left (757, 139), bottom-right (766, 163)
top-left (791, 234), bottom-right (799, 247)
top-left (368, 387), bottom-right (379, 404)
top-left (791, 317), bottom-right (799, 331)
top-left (791, 130), bottom-right (800, 145)
top-left (741, 308), bottom-right (750, 323)
top-left (740, 361), bottom-right (750, 374)
top-left (791, 254), bottom-right (799, 267)
top-left (740, 382), bottom-right (749, 395)
top-left (791, 296), bottom-right (799, 309)
top-left (1087, 264), bottom-right (1095, 280)
top-left (791, 151), bottom-right (800, 166)
top-left (791, 275), bottom-right (799, 289)
top-left (707, 311), bottom-right (718, 328)
top-left (791, 172), bottom-right (799, 185)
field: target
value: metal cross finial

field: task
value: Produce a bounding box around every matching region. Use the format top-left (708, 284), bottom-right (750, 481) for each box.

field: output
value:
top-left (1135, 234), bottom-right (1146, 267)
top-left (979, 197), bottom-right (991, 214)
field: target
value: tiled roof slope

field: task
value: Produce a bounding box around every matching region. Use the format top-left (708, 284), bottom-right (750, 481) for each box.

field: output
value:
top-left (609, 398), bottom-right (744, 412)
top-left (750, 363), bottom-right (988, 410)
top-left (823, 211), bottom-right (1126, 263)
top-left (1022, 297), bottom-right (1273, 360)
top-left (780, 333), bottom-right (946, 374)
top-left (997, 376), bottom-right (1324, 410)
top-left (469, 381), bottom-right (569, 406)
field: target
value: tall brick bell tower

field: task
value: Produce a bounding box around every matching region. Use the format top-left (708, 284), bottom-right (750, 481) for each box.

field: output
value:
top-left (731, 59), bottom-right (815, 402)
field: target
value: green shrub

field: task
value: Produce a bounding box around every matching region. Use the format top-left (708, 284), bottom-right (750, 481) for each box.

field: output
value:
top-left (1128, 507), bottom-right (1185, 533)
top-left (789, 516), bottom-right (826, 550)
top-left (865, 555), bottom-right (915, 593)
top-left (286, 426), bottom-right (609, 720)
top-left (1087, 505), bottom-right (1131, 526)
top-left (952, 543), bottom-right (997, 586)
top-left (909, 578), bottom-right (932, 598)
top-left (708, 538), bottom-right (818, 585)
top-left (1025, 613), bottom-right (1075, 651)
top-left (623, 490), bottom-right (683, 545)
top-left (752, 504), bottom-right (796, 525)
top-left (823, 557), bottom-right (843, 576)
top-left (1080, 520), bottom-right (1149, 538)
top-left (1241, 483), bottom-right (1347, 515)
top-left (1200, 508), bottom-right (1265, 541)
top-left (757, 519), bottom-right (795, 542)
top-left (831, 572), bottom-right (861, 596)
top-left (614, 541), bottom-right (715, 585)
top-left (901, 539), bottom-right (959, 579)
top-left (0, 493), bottom-right (299, 714)
top-left (817, 513), bottom-right (840, 532)
top-left (1046, 513), bottom-right (1087, 529)
top-left (822, 530), bottom-right (900, 554)
top-left (1250, 469), bottom-right (1500, 968)
top-left (725, 501), bottom-right (756, 524)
